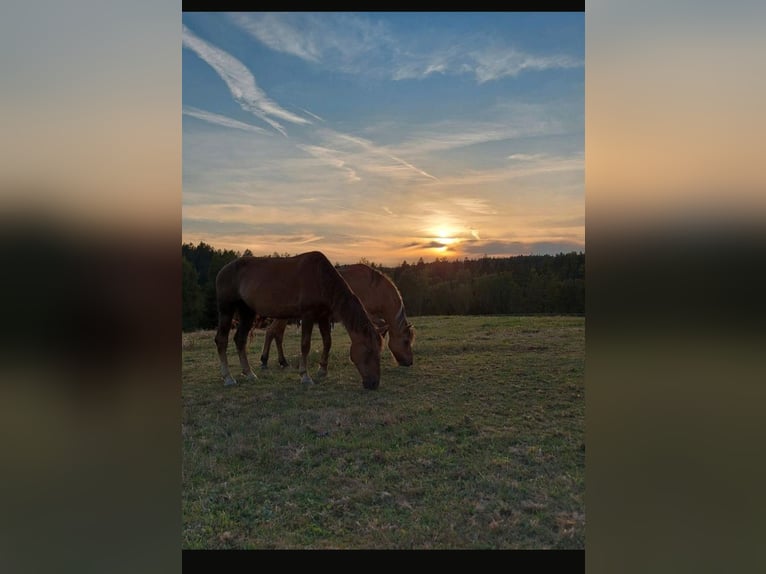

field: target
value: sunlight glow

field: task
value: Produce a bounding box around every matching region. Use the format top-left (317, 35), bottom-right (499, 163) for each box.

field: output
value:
top-left (432, 224), bottom-right (459, 244)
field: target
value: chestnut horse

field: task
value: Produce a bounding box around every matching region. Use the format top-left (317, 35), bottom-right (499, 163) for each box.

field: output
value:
top-left (259, 263), bottom-right (415, 371)
top-left (214, 252), bottom-right (383, 389)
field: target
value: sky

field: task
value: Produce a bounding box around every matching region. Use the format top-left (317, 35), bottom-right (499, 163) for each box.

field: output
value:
top-left (182, 12), bottom-right (584, 267)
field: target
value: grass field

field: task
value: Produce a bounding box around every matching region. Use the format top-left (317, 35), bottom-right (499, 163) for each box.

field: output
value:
top-left (182, 315), bottom-right (584, 549)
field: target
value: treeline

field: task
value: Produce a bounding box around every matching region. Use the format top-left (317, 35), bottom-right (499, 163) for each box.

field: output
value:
top-left (182, 242), bottom-right (584, 331)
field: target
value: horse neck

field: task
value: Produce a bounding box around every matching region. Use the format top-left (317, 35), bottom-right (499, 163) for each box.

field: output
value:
top-left (389, 302), bottom-right (410, 339)
top-left (360, 269), bottom-right (398, 326)
top-left (332, 286), bottom-right (372, 340)
top-left (376, 278), bottom-right (408, 338)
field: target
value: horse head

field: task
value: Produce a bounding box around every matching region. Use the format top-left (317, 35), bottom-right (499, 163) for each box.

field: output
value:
top-left (388, 305), bottom-right (415, 367)
top-left (349, 325), bottom-right (384, 390)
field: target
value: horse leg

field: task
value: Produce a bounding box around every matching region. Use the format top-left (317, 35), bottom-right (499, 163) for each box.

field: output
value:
top-left (234, 305), bottom-right (257, 382)
top-left (214, 306), bottom-right (237, 387)
top-left (299, 318), bottom-right (315, 385)
top-left (260, 323), bottom-right (274, 369)
top-left (316, 316), bottom-right (332, 380)
top-left (275, 323), bottom-right (289, 368)
top-left (261, 320), bottom-right (289, 369)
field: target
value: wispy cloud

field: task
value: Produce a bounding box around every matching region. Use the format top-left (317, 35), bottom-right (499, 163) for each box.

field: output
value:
top-left (297, 144), bottom-right (361, 183)
top-left (391, 42), bottom-right (581, 83)
top-left (508, 153), bottom-right (548, 161)
top-left (471, 48), bottom-right (582, 83)
top-left (326, 131), bottom-right (438, 181)
top-left (393, 114), bottom-right (563, 158)
top-left (182, 24), bottom-right (311, 135)
top-left (230, 12), bottom-right (394, 75)
top-left (289, 129), bottom-right (440, 185)
top-left (451, 197), bottom-right (498, 216)
top-left (183, 106), bottom-right (270, 134)
top-left (300, 108), bottom-right (325, 122)
top-left (230, 12), bottom-right (322, 62)
top-left (229, 13), bottom-right (581, 85)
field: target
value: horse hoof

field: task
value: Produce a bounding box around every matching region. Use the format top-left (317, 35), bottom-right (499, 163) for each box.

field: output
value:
top-left (260, 364), bottom-right (269, 370)
top-left (223, 376), bottom-right (237, 387)
top-left (243, 370), bottom-right (258, 381)
top-left (316, 368), bottom-right (328, 380)
top-left (301, 375), bottom-right (316, 385)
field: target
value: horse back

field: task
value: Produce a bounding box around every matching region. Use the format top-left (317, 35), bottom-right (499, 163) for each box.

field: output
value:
top-left (339, 263), bottom-right (394, 317)
top-left (220, 252), bottom-right (340, 318)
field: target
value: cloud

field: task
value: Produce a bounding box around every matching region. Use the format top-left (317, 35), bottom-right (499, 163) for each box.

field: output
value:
top-left (300, 108), bottom-right (325, 122)
top-left (471, 48), bottom-right (582, 83)
top-left (392, 42), bottom-right (582, 84)
top-left (508, 153), bottom-right (547, 162)
top-left (230, 12), bottom-right (394, 75)
top-left (333, 131), bottom-right (438, 180)
top-left (229, 12), bottom-right (321, 62)
top-left (182, 24), bottom-right (311, 135)
top-left (229, 13), bottom-right (581, 85)
top-left (312, 128), bottom-right (438, 183)
top-left (183, 106), bottom-right (270, 134)
top-left (393, 114), bottom-right (563, 157)
top-left (297, 144), bottom-right (361, 183)
top-left (451, 197), bottom-right (498, 216)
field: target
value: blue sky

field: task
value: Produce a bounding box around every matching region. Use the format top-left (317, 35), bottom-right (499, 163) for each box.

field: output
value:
top-left (182, 12), bottom-right (584, 266)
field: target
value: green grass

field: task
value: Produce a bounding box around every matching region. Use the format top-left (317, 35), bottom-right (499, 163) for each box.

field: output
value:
top-left (182, 315), bottom-right (584, 549)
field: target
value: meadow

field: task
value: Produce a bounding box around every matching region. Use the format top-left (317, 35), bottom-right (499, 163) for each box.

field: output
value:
top-left (182, 315), bottom-right (584, 549)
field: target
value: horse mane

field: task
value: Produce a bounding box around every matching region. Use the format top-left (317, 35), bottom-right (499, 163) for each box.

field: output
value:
top-left (342, 263), bottom-right (402, 298)
top-left (337, 262), bottom-right (414, 341)
top-left (370, 267), bottom-right (414, 338)
top-left (320, 261), bottom-right (381, 344)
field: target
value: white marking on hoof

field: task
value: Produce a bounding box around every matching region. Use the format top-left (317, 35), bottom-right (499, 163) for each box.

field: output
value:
top-left (223, 375), bottom-right (237, 387)
top-left (243, 370), bottom-right (258, 381)
top-left (301, 373), bottom-right (316, 385)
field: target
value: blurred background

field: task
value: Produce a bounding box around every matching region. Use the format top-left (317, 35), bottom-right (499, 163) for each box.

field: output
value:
top-left (1, 1), bottom-right (764, 572)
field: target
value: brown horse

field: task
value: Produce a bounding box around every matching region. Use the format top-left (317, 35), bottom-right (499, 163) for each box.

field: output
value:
top-left (259, 263), bottom-right (415, 372)
top-left (214, 252), bottom-right (383, 389)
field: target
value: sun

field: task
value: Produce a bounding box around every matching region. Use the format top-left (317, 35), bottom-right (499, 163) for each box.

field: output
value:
top-left (429, 225), bottom-right (461, 253)
top-left (433, 225), bottom-right (457, 244)
top-left (437, 233), bottom-right (456, 246)
top-left (423, 218), bottom-right (463, 254)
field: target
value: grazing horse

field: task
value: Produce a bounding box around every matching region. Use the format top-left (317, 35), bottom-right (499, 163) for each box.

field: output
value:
top-left (214, 251), bottom-right (383, 389)
top-left (259, 263), bottom-right (415, 371)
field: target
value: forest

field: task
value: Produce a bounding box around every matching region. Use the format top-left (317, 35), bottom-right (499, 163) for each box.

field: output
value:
top-left (182, 242), bottom-right (584, 332)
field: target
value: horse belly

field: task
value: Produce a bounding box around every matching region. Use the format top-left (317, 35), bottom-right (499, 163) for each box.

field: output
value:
top-left (238, 280), bottom-right (328, 319)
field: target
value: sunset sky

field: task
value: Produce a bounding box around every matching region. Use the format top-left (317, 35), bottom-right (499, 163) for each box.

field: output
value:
top-left (182, 12), bottom-right (584, 267)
